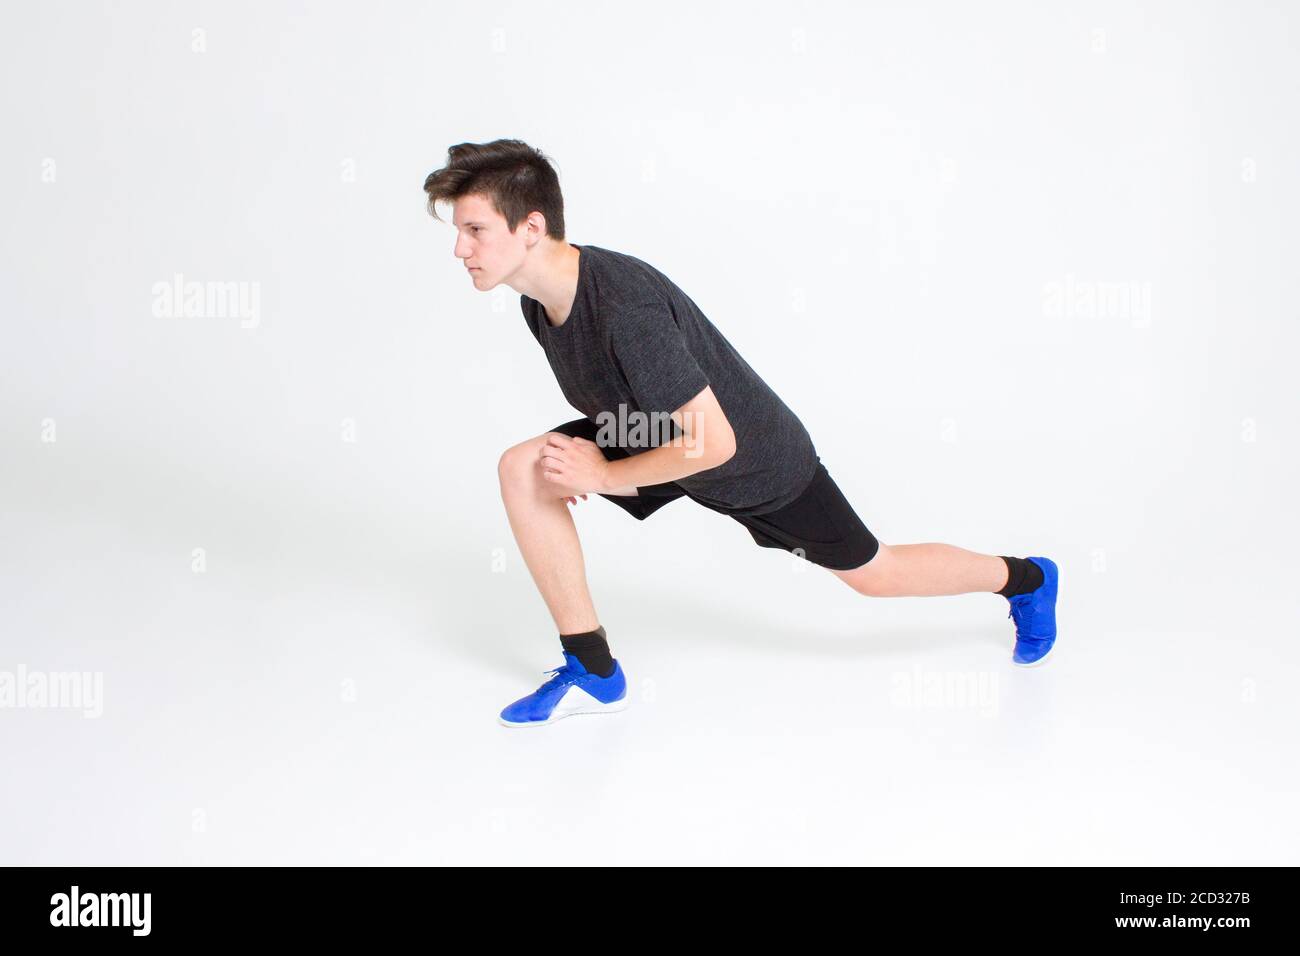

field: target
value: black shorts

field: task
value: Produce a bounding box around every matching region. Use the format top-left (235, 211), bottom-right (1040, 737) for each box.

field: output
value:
top-left (547, 418), bottom-right (880, 571)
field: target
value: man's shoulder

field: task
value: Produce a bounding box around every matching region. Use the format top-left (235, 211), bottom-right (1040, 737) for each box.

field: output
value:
top-left (583, 244), bottom-right (671, 312)
top-left (584, 243), bottom-right (655, 278)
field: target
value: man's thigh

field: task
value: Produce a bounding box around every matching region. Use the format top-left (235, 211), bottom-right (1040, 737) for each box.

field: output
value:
top-left (727, 461), bottom-right (880, 571)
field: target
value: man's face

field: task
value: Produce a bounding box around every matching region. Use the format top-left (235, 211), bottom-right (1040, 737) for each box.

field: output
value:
top-left (451, 193), bottom-right (523, 289)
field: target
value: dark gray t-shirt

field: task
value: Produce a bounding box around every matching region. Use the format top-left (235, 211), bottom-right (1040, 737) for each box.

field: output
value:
top-left (520, 243), bottom-right (819, 516)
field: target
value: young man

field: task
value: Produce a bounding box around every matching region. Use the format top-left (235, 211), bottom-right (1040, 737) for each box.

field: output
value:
top-left (423, 139), bottom-right (1059, 728)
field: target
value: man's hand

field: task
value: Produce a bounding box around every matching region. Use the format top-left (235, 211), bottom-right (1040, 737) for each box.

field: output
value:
top-left (538, 433), bottom-right (613, 495)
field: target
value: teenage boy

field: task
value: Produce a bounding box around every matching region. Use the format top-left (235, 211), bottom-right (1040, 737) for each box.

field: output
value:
top-left (423, 139), bottom-right (1059, 728)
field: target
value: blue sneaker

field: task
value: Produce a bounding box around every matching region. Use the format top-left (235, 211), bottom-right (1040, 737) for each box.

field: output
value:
top-left (498, 651), bottom-right (629, 727)
top-left (1006, 556), bottom-right (1059, 666)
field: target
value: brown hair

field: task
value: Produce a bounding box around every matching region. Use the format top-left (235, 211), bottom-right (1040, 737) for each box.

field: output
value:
top-left (422, 139), bottom-right (566, 240)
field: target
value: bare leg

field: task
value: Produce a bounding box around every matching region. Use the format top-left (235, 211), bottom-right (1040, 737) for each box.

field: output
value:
top-left (498, 432), bottom-right (634, 634)
top-left (830, 542), bottom-right (1009, 597)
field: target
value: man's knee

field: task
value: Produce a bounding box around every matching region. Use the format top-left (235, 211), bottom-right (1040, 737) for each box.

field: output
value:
top-left (498, 432), bottom-right (562, 493)
top-left (834, 543), bottom-right (896, 597)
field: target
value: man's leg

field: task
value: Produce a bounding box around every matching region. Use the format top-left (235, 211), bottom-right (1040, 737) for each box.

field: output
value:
top-left (829, 542), bottom-right (1009, 597)
top-left (497, 431), bottom-right (637, 633)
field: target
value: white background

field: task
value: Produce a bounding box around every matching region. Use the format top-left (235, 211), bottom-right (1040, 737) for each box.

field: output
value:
top-left (1, 0), bottom-right (1296, 864)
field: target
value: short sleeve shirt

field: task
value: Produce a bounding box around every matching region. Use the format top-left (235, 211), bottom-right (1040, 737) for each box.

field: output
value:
top-left (520, 243), bottom-right (819, 516)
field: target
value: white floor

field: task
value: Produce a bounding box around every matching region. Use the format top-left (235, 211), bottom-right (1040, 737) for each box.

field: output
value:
top-left (4, 471), bottom-right (1296, 866)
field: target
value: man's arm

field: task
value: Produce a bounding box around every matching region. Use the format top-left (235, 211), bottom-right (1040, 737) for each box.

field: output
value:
top-left (601, 384), bottom-right (736, 491)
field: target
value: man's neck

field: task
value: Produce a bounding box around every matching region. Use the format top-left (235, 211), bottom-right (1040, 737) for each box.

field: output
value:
top-left (512, 241), bottom-right (581, 328)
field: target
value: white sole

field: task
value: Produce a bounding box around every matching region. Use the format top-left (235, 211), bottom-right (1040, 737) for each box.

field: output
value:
top-left (1013, 647), bottom-right (1055, 668)
top-left (498, 696), bottom-right (629, 728)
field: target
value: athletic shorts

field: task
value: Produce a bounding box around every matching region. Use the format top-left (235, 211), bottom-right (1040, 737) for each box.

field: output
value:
top-left (547, 417), bottom-right (880, 571)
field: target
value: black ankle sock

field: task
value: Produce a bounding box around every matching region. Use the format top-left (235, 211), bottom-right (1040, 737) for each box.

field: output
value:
top-left (559, 625), bottom-right (615, 678)
top-left (996, 556), bottom-right (1044, 597)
